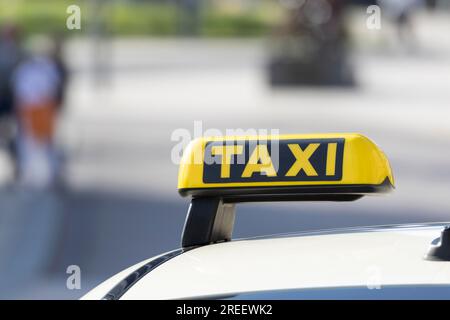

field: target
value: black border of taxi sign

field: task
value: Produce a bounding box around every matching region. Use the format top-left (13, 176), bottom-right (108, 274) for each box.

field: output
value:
top-left (203, 139), bottom-right (344, 184)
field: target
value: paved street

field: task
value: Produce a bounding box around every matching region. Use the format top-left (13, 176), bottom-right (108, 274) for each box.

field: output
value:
top-left (1, 11), bottom-right (450, 299)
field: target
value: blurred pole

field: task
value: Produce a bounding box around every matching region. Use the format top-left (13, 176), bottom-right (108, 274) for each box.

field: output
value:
top-left (176, 0), bottom-right (201, 36)
top-left (425, 0), bottom-right (437, 10)
top-left (89, 0), bottom-right (112, 87)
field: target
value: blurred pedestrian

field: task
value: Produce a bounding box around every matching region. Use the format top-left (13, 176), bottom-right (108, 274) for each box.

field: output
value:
top-left (378, 0), bottom-right (424, 48)
top-left (0, 23), bottom-right (24, 179)
top-left (11, 35), bottom-right (64, 189)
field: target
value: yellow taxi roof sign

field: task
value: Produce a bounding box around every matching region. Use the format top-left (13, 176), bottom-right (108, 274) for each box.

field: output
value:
top-left (178, 133), bottom-right (394, 201)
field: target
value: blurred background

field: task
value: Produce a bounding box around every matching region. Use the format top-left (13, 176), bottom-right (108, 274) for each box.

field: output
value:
top-left (0, 0), bottom-right (449, 299)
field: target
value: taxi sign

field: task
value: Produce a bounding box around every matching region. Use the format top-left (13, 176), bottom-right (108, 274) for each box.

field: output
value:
top-left (178, 133), bottom-right (394, 199)
top-left (178, 133), bottom-right (394, 247)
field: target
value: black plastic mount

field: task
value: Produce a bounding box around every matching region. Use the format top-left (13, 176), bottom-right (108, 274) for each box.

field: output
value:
top-left (180, 195), bottom-right (358, 248)
top-left (179, 178), bottom-right (394, 198)
top-left (425, 226), bottom-right (450, 261)
top-left (182, 197), bottom-right (236, 248)
top-left (180, 179), bottom-right (394, 248)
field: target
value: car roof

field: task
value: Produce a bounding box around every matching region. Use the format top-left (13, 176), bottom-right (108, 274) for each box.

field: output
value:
top-left (83, 223), bottom-right (450, 300)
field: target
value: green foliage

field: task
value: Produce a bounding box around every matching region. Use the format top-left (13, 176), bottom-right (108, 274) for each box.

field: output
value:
top-left (106, 2), bottom-right (178, 36)
top-left (0, 0), bottom-right (280, 37)
top-left (202, 12), bottom-right (269, 37)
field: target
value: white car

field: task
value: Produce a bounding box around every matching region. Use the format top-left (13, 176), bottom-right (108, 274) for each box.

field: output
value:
top-left (83, 133), bottom-right (450, 300)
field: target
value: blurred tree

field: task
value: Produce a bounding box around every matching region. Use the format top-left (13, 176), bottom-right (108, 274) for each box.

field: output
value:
top-left (268, 0), bottom-right (354, 86)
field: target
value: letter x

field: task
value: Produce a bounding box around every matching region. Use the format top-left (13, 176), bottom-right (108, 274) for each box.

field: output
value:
top-left (285, 143), bottom-right (320, 176)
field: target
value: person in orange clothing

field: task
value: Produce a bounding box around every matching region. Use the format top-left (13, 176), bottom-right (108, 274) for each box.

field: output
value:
top-left (11, 36), bottom-right (62, 188)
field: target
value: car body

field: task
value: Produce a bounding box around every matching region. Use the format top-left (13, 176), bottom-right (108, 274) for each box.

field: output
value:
top-left (83, 222), bottom-right (450, 300)
top-left (83, 133), bottom-right (450, 300)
